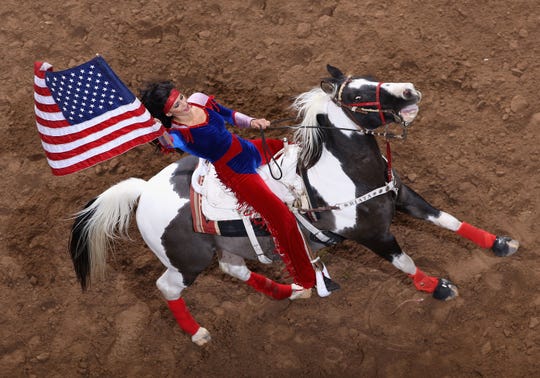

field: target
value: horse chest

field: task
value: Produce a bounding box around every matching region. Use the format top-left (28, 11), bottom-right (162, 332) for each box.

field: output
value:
top-left (307, 148), bottom-right (358, 231)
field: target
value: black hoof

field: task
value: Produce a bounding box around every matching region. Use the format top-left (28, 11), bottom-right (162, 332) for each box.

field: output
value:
top-left (433, 278), bottom-right (459, 301)
top-left (492, 236), bottom-right (519, 257)
top-left (323, 275), bottom-right (341, 292)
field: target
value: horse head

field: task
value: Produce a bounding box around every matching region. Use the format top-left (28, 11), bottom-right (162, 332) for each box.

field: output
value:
top-left (321, 65), bottom-right (422, 130)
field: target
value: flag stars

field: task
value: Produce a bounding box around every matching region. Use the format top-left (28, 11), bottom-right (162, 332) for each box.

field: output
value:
top-left (43, 60), bottom-right (135, 125)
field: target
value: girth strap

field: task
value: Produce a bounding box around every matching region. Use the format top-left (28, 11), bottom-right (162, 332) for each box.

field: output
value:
top-left (332, 179), bottom-right (398, 210)
top-left (297, 178), bottom-right (398, 213)
top-left (241, 215), bottom-right (272, 264)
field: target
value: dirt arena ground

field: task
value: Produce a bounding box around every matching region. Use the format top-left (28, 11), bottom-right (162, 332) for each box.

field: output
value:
top-left (1, 0), bottom-right (539, 376)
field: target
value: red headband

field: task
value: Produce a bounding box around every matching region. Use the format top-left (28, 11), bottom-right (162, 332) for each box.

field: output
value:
top-left (163, 88), bottom-right (180, 114)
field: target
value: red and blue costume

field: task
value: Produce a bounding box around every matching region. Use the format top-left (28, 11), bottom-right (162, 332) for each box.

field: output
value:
top-left (159, 93), bottom-right (316, 289)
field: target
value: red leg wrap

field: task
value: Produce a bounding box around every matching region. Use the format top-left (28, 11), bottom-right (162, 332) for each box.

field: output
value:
top-left (456, 222), bottom-right (496, 249)
top-left (246, 272), bottom-right (292, 300)
top-left (409, 268), bottom-right (439, 293)
top-left (167, 298), bottom-right (200, 336)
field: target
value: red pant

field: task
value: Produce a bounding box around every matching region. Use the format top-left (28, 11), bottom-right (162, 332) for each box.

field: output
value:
top-left (214, 139), bottom-right (316, 288)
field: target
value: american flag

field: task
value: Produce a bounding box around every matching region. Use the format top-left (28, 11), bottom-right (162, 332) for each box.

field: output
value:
top-left (33, 56), bottom-right (164, 176)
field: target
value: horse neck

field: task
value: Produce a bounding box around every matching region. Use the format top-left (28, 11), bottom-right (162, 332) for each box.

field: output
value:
top-left (320, 129), bottom-right (386, 185)
top-left (293, 89), bottom-right (386, 182)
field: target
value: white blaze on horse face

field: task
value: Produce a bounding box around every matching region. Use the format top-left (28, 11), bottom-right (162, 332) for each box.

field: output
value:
top-left (381, 82), bottom-right (418, 99)
top-left (348, 78), bottom-right (376, 90)
top-left (307, 146), bottom-right (357, 231)
top-left (348, 79), bottom-right (418, 100)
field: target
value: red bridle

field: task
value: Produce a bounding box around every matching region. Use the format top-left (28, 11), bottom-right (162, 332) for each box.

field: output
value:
top-left (334, 78), bottom-right (387, 125)
top-left (334, 78), bottom-right (394, 181)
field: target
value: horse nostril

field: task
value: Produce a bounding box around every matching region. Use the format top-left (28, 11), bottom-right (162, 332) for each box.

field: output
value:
top-left (403, 89), bottom-right (413, 99)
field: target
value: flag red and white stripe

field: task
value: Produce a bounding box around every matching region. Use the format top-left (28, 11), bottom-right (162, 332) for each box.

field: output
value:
top-left (33, 57), bottom-right (164, 176)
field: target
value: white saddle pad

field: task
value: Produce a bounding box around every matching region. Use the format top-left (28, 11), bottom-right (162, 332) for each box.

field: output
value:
top-left (192, 143), bottom-right (304, 221)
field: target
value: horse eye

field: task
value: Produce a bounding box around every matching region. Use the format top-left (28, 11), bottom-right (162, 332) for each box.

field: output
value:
top-left (355, 95), bottom-right (362, 101)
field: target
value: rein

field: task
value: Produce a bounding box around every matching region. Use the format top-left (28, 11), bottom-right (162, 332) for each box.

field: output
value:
top-left (256, 117), bottom-right (399, 213)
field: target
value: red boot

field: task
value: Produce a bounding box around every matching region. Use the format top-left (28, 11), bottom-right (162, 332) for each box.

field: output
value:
top-left (408, 268), bottom-right (439, 293)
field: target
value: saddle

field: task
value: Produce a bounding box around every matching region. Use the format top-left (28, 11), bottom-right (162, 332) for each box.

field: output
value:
top-left (190, 141), bottom-right (311, 246)
top-left (189, 142), bottom-right (311, 262)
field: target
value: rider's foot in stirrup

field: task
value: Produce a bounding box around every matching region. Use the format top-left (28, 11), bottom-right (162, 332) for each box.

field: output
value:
top-left (289, 283), bottom-right (312, 300)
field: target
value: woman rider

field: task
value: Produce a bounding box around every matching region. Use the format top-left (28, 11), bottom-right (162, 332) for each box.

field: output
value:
top-left (139, 81), bottom-right (318, 334)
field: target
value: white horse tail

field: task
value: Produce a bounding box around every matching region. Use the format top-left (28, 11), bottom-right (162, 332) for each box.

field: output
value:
top-left (69, 178), bottom-right (148, 291)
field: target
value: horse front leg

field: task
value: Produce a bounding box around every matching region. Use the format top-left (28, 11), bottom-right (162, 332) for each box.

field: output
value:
top-left (396, 184), bottom-right (519, 256)
top-left (156, 269), bottom-right (211, 346)
top-left (218, 251), bottom-right (311, 300)
top-left (361, 235), bottom-right (459, 301)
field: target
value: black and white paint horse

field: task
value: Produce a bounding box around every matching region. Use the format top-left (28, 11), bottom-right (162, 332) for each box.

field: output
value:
top-left (70, 65), bottom-right (518, 346)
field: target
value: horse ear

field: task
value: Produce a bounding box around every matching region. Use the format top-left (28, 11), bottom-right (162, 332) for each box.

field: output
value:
top-left (326, 64), bottom-right (344, 79)
top-left (320, 79), bottom-right (336, 95)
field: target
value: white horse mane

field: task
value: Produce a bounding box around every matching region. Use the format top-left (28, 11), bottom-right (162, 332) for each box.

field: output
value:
top-left (292, 87), bottom-right (332, 168)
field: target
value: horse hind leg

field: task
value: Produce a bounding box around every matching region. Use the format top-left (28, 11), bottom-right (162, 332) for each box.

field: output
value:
top-left (396, 184), bottom-right (519, 256)
top-left (218, 251), bottom-right (311, 300)
top-left (156, 268), bottom-right (211, 346)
